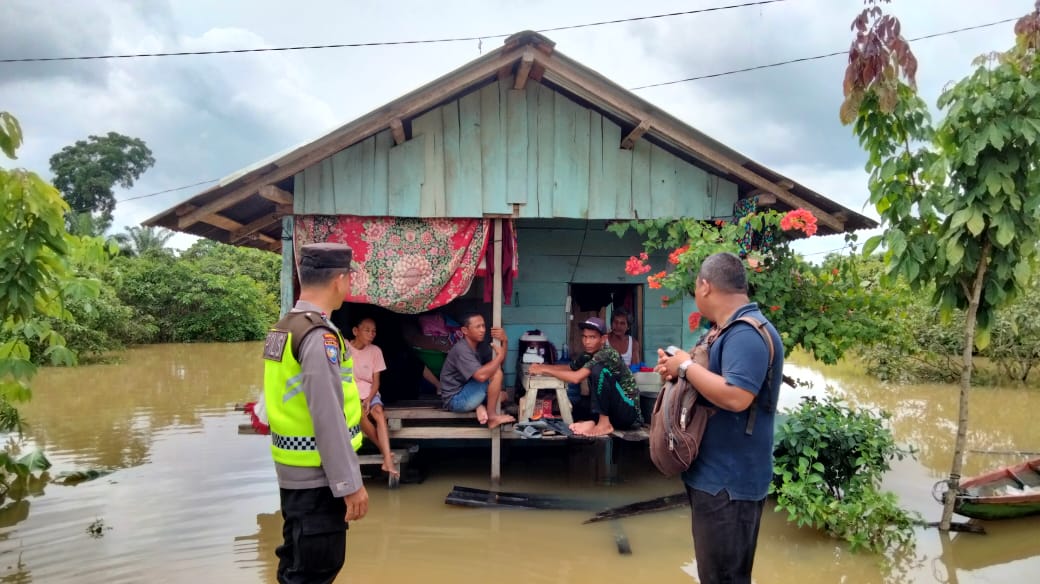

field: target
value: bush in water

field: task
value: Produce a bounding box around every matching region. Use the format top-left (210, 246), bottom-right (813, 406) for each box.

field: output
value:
top-left (772, 396), bottom-right (919, 554)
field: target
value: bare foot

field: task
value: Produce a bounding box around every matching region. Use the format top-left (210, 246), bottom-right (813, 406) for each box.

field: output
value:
top-left (580, 421), bottom-right (615, 437)
top-left (475, 405), bottom-right (489, 425)
top-left (487, 414), bottom-right (515, 429)
top-left (569, 421), bottom-right (596, 435)
top-left (381, 457), bottom-right (400, 479)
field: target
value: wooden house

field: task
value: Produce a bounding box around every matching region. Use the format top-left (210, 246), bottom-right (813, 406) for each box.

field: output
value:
top-left (148, 31), bottom-right (875, 481)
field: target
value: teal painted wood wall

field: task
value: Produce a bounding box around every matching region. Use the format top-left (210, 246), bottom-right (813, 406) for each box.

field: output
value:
top-left (294, 78), bottom-right (738, 220)
top-left (500, 221), bottom-right (696, 387)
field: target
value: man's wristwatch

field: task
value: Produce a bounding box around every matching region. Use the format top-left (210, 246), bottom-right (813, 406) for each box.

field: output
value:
top-left (677, 358), bottom-right (694, 380)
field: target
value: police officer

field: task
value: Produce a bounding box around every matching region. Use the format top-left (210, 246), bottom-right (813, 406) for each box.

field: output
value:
top-left (263, 242), bottom-right (368, 584)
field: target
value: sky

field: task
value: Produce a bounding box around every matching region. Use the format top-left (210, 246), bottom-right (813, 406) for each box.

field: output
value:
top-left (0, 0), bottom-right (1027, 258)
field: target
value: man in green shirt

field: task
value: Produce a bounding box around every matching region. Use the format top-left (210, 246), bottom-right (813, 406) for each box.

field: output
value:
top-left (529, 317), bottom-right (642, 436)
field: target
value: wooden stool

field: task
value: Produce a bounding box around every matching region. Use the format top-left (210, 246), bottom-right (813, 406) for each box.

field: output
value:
top-left (520, 374), bottom-right (573, 425)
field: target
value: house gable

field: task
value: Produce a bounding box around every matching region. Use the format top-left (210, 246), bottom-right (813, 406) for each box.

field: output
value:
top-left (293, 78), bottom-right (738, 220)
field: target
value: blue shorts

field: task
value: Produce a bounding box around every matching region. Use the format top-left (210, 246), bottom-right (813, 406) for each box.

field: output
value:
top-left (367, 393), bottom-right (383, 409)
top-left (444, 379), bottom-right (489, 413)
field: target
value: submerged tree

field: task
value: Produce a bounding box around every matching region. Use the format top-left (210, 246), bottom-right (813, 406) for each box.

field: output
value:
top-left (842, 1), bottom-right (1040, 530)
top-left (49, 132), bottom-right (155, 233)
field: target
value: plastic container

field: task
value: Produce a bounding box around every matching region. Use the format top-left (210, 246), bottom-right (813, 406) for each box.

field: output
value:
top-left (634, 371), bottom-right (662, 420)
top-left (414, 347), bottom-right (448, 377)
top-left (518, 331), bottom-right (554, 365)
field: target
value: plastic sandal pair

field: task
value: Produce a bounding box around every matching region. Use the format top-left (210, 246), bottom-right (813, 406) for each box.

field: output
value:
top-left (514, 425), bottom-right (542, 439)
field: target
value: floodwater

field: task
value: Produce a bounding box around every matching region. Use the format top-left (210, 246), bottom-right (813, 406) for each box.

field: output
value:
top-left (1, 343), bottom-right (1037, 583)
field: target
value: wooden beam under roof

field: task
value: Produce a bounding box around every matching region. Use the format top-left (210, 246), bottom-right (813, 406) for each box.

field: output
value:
top-left (258, 185), bottom-right (294, 205)
top-left (390, 118), bottom-right (406, 146)
top-left (177, 204), bottom-right (278, 245)
top-left (620, 119), bottom-right (651, 150)
top-left (231, 204), bottom-right (292, 244)
top-left (537, 55), bottom-right (845, 232)
top-left (176, 47), bottom-right (520, 230)
top-left (514, 50), bottom-right (535, 90)
top-left (745, 191), bottom-right (777, 205)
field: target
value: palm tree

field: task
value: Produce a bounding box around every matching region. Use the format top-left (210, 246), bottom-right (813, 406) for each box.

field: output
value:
top-left (118, 225), bottom-right (175, 256)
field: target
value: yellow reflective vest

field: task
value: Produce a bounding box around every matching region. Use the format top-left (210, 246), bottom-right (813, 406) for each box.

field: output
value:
top-left (263, 311), bottom-right (363, 467)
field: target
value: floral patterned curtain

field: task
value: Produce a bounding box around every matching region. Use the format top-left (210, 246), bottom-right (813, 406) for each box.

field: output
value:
top-left (294, 215), bottom-right (490, 314)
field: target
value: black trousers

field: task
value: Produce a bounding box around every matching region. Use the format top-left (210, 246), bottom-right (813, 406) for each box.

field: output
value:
top-left (276, 487), bottom-right (348, 584)
top-left (687, 485), bottom-right (765, 584)
top-left (588, 364), bottom-right (640, 429)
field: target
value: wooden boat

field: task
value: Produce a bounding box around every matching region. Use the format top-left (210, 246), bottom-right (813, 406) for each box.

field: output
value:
top-left (955, 457), bottom-right (1040, 520)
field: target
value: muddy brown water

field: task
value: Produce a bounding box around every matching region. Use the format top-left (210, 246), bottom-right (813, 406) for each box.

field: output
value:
top-left (1, 343), bottom-right (1037, 583)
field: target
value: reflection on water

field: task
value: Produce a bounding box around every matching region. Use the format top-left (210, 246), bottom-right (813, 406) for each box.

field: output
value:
top-left (0, 344), bottom-right (1034, 583)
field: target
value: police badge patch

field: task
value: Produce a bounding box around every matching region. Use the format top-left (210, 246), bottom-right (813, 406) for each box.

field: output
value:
top-left (323, 333), bottom-right (339, 365)
top-left (263, 330), bottom-right (288, 361)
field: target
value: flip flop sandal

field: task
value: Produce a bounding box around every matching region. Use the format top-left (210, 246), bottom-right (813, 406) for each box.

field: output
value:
top-left (513, 425), bottom-right (542, 439)
top-left (517, 420), bottom-right (549, 429)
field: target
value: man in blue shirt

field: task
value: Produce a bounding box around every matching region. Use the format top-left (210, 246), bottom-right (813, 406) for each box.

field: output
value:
top-left (657, 252), bottom-right (784, 584)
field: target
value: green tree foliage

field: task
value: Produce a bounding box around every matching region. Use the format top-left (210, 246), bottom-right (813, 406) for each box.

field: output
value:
top-left (842, 2), bottom-right (1040, 529)
top-left (610, 212), bottom-right (897, 364)
top-left (180, 239), bottom-right (281, 302)
top-left (0, 111), bottom-right (107, 500)
top-left (985, 282), bottom-right (1040, 382)
top-left (772, 396), bottom-right (918, 554)
top-left (115, 247), bottom-right (277, 343)
top-left (48, 132), bottom-right (155, 231)
top-left (0, 113), bottom-right (103, 401)
top-left (112, 225), bottom-right (175, 257)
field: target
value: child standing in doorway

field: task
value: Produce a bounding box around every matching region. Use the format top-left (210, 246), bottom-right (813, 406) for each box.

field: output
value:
top-left (351, 318), bottom-right (399, 479)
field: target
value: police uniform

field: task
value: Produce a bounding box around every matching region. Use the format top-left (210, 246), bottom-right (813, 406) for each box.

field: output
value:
top-left (263, 243), bottom-right (364, 584)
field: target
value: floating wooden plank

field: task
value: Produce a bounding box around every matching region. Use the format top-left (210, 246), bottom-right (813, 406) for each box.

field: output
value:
top-left (445, 485), bottom-right (601, 511)
top-left (258, 185), bottom-right (293, 205)
top-left (620, 119), bottom-right (650, 150)
top-left (390, 118), bottom-right (406, 145)
top-left (583, 493), bottom-right (687, 524)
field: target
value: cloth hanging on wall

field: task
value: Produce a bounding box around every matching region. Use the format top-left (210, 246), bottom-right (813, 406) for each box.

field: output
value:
top-left (476, 219), bottom-right (518, 305)
top-left (294, 215), bottom-right (490, 314)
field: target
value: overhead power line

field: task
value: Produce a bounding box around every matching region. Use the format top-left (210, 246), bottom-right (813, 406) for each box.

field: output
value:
top-left (107, 15), bottom-right (1020, 207)
top-left (117, 178), bottom-right (219, 203)
top-left (629, 16), bottom-right (1019, 90)
top-left (0, 0), bottom-right (786, 64)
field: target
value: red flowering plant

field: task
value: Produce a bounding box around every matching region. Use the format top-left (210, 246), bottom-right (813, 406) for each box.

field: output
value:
top-left (610, 209), bottom-right (898, 364)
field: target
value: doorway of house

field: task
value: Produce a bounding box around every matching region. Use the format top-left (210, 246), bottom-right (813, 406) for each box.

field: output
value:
top-left (566, 283), bottom-right (643, 364)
